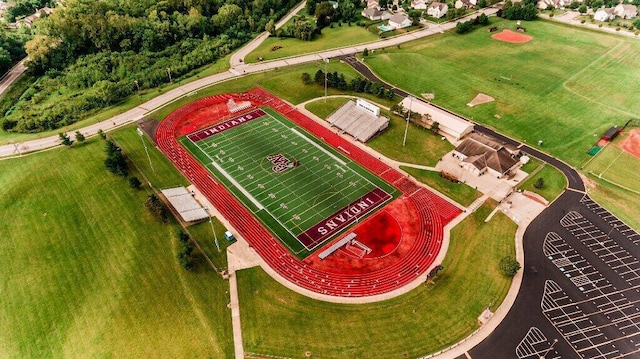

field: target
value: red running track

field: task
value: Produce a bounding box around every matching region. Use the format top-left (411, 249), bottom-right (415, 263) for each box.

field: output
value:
top-left (155, 89), bottom-right (461, 297)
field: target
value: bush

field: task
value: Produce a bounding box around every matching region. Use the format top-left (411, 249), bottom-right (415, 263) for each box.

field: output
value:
top-left (144, 194), bottom-right (168, 222)
top-left (548, 12), bottom-right (554, 17)
top-left (598, 23), bottom-right (603, 27)
top-left (533, 177), bottom-right (545, 189)
top-left (580, 19), bottom-right (586, 23)
top-left (635, 30), bottom-right (640, 36)
top-left (128, 176), bottom-right (142, 189)
top-left (616, 26), bottom-right (621, 31)
top-left (499, 256), bottom-right (521, 277)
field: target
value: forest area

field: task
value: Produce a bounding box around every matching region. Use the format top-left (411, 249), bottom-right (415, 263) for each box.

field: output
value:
top-left (1, 0), bottom-right (298, 133)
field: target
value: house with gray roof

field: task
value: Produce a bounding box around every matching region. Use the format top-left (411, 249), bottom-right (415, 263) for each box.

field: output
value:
top-left (452, 133), bottom-right (521, 178)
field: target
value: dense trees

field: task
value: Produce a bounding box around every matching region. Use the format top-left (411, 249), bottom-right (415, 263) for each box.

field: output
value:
top-left (500, 0), bottom-right (538, 20)
top-left (305, 69), bottom-right (396, 99)
top-left (1, 0), bottom-right (298, 133)
top-left (104, 140), bottom-right (128, 177)
top-left (0, 29), bottom-right (30, 75)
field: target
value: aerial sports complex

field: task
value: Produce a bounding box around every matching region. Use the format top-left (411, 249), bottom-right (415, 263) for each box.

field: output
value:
top-left (155, 88), bottom-right (462, 297)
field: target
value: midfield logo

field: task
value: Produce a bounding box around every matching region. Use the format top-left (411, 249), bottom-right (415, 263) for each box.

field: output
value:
top-left (266, 153), bottom-right (299, 173)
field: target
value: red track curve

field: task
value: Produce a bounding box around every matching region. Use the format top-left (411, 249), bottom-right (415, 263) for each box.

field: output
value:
top-left (155, 89), bottom-right (461, 297)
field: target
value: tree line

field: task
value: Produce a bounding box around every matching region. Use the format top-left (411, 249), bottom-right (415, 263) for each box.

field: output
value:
top-left (1, 0), bottom-right (298, 133)
top-left (498, 0), bottom-right (538, 21)
top-left (302, 69), bottom-right (396, 99)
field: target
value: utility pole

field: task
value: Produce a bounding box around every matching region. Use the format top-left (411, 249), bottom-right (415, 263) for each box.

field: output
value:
top-left (323, 58), bottom-right (329, 103)
top-left (166, 67), bottom-right (172, 82)
top-left (403, 96), bottom-right (413, 147)
top-left (136, 127), bottom-right (155, 173)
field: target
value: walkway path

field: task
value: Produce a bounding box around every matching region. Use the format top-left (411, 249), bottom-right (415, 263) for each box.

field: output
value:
top-left (0, 58), bottom-right (27, 97)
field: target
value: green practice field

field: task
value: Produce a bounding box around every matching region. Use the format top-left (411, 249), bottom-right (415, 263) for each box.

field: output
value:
top-left (363, 18), bottom-right (640, 166)
top-left (583, 143), bottom-right (640, 193)
top-left (180, 107), bottom-right (399, 257)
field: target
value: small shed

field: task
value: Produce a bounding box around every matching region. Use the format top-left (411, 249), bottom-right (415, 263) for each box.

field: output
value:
top-left (601, 126), bottom-right (620, 141)
top-left (224, 231), bottom-right (235, 241)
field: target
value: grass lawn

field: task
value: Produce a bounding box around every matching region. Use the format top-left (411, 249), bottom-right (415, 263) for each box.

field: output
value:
top-left (363, 18), bottom-right (640, 167)
top-left (401, 166), bottom-right (482, 207)
top-left (581, 140), bottom-right (640, 193)
top-left (238, 201), bottom-right (516, 358)
top-left (520, 156), bottom-right (543, 174)
top-left (518, 164), bottom-right (567, 202)
top-left (0, 55), bottom-right (231, 146)
top-left (588, 176), bottom-right (640, 231)
top-left (305, 97), bottom-right (352, 119)
top-left (246, 18), bottom-right (379, 63)
top-left (0, 137), bottom-right (234, 358)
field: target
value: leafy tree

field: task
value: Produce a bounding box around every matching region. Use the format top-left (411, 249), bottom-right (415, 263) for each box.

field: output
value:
top-left (578, 4), bottom-right (587, 13)
top-left (265, 19), bottom-right (275, 34)
top-left (98, 129), bottom-right (106, 140)
top-left (314, 69), bottom-right (325, 85)
top-left (144, 194), bottom-right (168, 222)
top-left (534, 177), bottom-right (545, 189)
top-left (633, 18), bottom-right (640, 29)
top-left (301, 72), bottom-right (313, 85)
top-left (499, 256), bottom-right (521, 277)
top-left (315, 1), bottom-right (334, 29)
top-left (362, 48), bottom-right (369, 57)
top-left (59, 132), bottom-right (73, 147)
top-left (104, 140), bottom-right (128, 177)
top-left (292, 17), bottom-right (315, 40)
top-left (431, 121), bottom-right (440, 134)
top-left (74, 131), bottom-right (85, 143)
top-left (128, 176), bottom-right (142, 189)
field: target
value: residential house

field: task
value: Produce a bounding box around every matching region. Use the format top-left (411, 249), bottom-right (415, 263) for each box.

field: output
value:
top-left (21, 6), bottom-right (53, 27)
top-left (410, 0), bottom-right (430, 10)
top-left (537, 0), bottom-right (571, 9)
top-left (388, 13), bottom-right (412, 28)
top-left (0, 1), bottom-right (15, 17)
top-left (593, 7), bottom-right (615, 21)
top-left (365, 0), bottom-right (379, 9)
top-left (614, 3), bottom-right (637, 18)
top-left (361, 7), bottom-right (392, 20)
top-left (427, 2), bottom-right (448, 18)
top-left (452, 133), bottom-right (521, 179)
top-left (455, 0), bottom-right (476, 9)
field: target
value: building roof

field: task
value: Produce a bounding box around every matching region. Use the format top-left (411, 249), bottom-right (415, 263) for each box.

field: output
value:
top-left (400, 97), bottom-right (473, 139)
top-left (618, 4), bottom-right (637, 11)
top-left (429, 1), bottom-right (448, 10)
top-left (411, 0), bottom-right (428, 6)
top-left (389, 13), bottom-right (409, 23)
top-left (455, 134), bottom-right (519, 175)
top-left (597, 7), bottom-right (615, 14)
top-left (362, 7), bottom-right (382, 17)
top-left (161, 187), bottom-right (210, 222)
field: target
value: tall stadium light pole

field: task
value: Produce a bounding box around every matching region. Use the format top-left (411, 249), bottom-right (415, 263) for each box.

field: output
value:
top-left (206, 207), bottom-right (221, 253)
top-left (403, 96), bottom-right (413, 147)
top-left (136, 127), bottom-right (155, 173)
top-left (323, 58), bottom-right (329, 103)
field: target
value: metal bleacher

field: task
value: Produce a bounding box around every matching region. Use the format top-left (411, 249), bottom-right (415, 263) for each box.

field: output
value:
top-left (319, 233), bottom-right (357, 260)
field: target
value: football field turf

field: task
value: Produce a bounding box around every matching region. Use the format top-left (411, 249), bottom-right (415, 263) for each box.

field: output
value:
top-left (180, 107), bottom-right (399, 257)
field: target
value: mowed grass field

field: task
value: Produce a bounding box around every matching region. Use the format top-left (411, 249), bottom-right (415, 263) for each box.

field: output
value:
top-left (238, 201), bottom-right (517, 358)
top-left (0, 137), bottom-right (234, 358)
top-left (364, 18), bottom-right (640, 166)
top-left (518, 164), bottom-right (567, 203)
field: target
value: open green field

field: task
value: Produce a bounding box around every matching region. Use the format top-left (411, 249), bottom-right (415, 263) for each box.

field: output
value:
top-left (304, 97), bottom-right (454, 166)
top-left (363, 18), bottom-right (640, 167)
top-left (588, 176), bottom-right (640, 232)
top-left (0, 136), bottom-right (233, 358)
top-left (246, 15), bottom-right (379, 63)
top-left (238, 201), bottom-right (516, 358)
top-left (582, 142), bottom-right (640, 193)
top-left (180, 107), bottom-right (399, 257)
top-left (400, 166), bottom-right (482, 207)
top-left (518, 164), bottom-right (567, 203)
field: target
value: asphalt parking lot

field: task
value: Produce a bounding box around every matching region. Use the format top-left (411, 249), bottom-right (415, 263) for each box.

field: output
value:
top-left (467, 191), bottom-right (640, 359)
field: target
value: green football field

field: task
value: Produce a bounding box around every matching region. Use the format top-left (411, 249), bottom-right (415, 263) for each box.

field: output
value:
top-left (180, 107), bottom-right (398, 257)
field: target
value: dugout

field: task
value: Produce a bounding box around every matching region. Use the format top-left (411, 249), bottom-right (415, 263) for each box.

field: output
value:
top-left (602, 126), bottom-right (620, 142)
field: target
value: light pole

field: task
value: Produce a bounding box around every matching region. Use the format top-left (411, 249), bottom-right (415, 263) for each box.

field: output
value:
top-left (136, 127), bottom-right (155, 173)
top-left (403, 96), bottom-right (413, 147)
top-left (134, 80), bottom-right (140, 92)
top-left (166, 67), bottom-right (172, 82)
top-left (323, 58), bottom-right (329, 103)
top-left (606, 224), bottom-right (618, 241)
top-left (539, 339), bottom-right (558, 359)
top-left (206, 207), bottom-right (221, 252)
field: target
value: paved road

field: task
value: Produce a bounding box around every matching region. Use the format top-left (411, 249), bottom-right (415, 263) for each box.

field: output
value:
top-left (0, 7), bottom-right (500, 157)
top-left (0, 58), bottom-right (28, 97)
